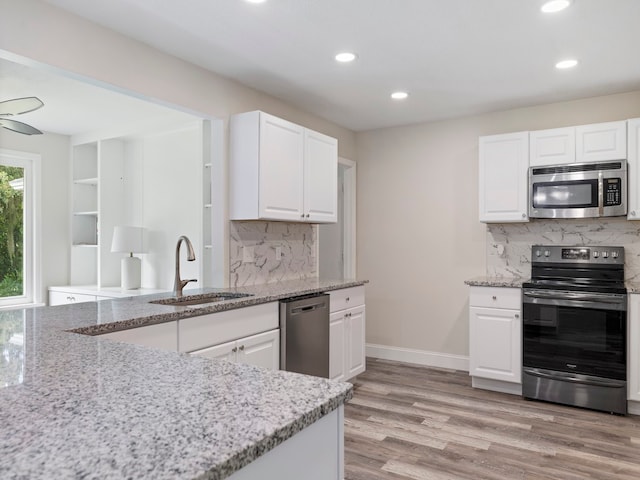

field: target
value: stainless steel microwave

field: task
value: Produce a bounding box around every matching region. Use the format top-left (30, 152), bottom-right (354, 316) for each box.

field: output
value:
top-left (529, 161), bottom-right (627, 219)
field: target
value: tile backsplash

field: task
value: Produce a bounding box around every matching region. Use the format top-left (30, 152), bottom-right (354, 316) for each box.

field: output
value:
top-left (229, 221), bottom-right (317, 287)
top-left (487, 217), bottom-right (640, 281)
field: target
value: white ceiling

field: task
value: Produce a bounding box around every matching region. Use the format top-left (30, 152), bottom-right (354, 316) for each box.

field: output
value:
top-left (16, 1), bottom-right (640, 132)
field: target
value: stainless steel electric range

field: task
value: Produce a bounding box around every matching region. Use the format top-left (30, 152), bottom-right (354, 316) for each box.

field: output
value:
top-left (522, 245), bottom-right (627, 415)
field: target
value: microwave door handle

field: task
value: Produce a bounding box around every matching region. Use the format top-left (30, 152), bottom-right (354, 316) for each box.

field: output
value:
top-left (598, 173), bottom-right (604, 216)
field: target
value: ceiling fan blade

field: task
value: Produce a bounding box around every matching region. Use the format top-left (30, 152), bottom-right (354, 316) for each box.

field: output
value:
top-left (0, 118), bottom-right (43, 135)
top-left (0, 96), bottom-right (44, 116)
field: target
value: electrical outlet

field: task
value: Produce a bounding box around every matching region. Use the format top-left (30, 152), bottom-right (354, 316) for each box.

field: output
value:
top-left (242, 246), bottom-right (254, 263)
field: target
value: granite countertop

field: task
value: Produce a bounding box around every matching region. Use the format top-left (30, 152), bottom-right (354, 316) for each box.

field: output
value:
top-left (0, 278), bottom-right (365, 479)
top-left (464, 276), bottom-right (528, 288)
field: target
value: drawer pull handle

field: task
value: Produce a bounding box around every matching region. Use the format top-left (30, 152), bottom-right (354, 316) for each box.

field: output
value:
top-left (515, 314), bottom-right (520, 319)
top-left (239, 345), bottom-right (245, 351)
top-left (232, 347), bottom-right (237, 353)
top-left (345, 297), bottom-right (350, 302)
top-left (492, 296), bottom-right (497, 300)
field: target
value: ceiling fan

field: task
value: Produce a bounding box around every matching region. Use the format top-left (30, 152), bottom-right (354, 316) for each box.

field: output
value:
top-left (0, 97), bottom-right (44, 135)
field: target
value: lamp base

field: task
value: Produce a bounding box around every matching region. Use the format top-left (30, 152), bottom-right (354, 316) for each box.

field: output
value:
top-left (121, 256), bottom-right (141, 290)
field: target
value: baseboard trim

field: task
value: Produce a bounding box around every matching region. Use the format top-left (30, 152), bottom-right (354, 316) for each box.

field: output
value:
top-left (366, 343), bottom-right (469, 372)
top-left (472, 376), bottom-right (522, 396)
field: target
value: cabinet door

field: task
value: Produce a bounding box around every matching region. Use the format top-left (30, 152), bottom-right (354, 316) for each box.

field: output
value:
top-left (478, 132), bottom-right (529, 223)
top-left (258, 113), bottom-right (305, 221)
top-left (237, 329), bottom-right (280, 371)
top-left (629, 119), bottom-right (640, 220)
top-left (469, 307), bottom-right (521, 383)
top-left (628, 294), bottom-right (640, 401)
top-left (189, 339), bottom-right (237, 362)
top-left (576, 121), bottom-right (626, 163)
top-left (101, 321), bottom-right (178, 352)
top-left (345, 305), bottom-right (366, 380)
top-left (529, 127), bottom-right (576, 166)
top-left (304, 129), bottom-right (338, 223)
top-left (329, 312), bottom-right (346, 381)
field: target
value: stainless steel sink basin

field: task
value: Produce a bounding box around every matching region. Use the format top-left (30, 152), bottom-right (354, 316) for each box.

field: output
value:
top-left (150, 292), bottom-right (253, 307)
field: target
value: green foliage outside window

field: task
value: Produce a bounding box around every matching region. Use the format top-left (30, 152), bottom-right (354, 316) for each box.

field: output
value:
top-left (0, 166), bottom-right (24, 298)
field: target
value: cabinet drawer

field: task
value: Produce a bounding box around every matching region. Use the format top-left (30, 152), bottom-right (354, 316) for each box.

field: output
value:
top-left (329, 286), bottom-right (365, 313)
top-left (49, 291), bottom-right (97, 306)
top-left (178, 302), bottom-right (279, 353)
top-left (469, 287), bottom-right (521, 310)
top-left (101, 321), bottom-right (178, 352)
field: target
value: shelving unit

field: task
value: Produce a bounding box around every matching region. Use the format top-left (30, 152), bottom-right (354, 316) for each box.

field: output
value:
top-left (70, 139), bottom-right (124, 287)
top-left (202, 139), bottom-right (213, 286)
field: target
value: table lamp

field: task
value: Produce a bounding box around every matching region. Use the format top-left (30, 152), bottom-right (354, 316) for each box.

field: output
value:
top-left (111, 226), bottom-right (146, 290)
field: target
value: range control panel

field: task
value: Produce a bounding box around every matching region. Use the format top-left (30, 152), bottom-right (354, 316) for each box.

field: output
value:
top-left (532, 245), bottom-right (625, 265)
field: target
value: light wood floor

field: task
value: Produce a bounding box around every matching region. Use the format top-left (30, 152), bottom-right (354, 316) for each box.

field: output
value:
top-left (343, 358), bottom-right (640, 480)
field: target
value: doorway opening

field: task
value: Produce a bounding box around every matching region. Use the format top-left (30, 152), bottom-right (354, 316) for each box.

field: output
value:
top-left (319, 157), bottom-right (356, 279)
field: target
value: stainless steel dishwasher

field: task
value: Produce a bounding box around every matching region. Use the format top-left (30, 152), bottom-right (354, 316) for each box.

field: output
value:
top-left (280, 293), bottom-right (330, 378)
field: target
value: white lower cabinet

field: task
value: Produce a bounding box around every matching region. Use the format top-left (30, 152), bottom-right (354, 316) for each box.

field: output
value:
top-left (469, 287), bottom-right (522, 391)
top-left (179, 302), bottom-right (280, 371)
top-left (189, 329), bottom-right (280, 371)
top-left (100, 321), bottom-right (178, 352)
top-left (627, 294), bottom-right (640, 402)
top-left (49, 291), bottom-right (97, 305)
top-left (329, 286), bottom-right (366, 382)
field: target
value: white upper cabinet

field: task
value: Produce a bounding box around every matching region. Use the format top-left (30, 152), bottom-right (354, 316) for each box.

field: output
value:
top-left (230, 111), bottom-right (337, 223)
top-left (576, 121), bottom-right (627, 163)
top-left (628, 118), bottom-right (640, 220)
top-left (529, 127), bottom-right (575, 166)
top-left (530, 121), bottom-right (627, 167)
top-left (304, 129), bottom-right (338, 223)
top-left (478, 132), bottom-right (529, 223)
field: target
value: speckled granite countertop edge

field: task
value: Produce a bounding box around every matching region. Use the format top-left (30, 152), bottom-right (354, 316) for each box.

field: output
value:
top-left (69, 279), bottom-right (368, 336)
top-left (464, 276), bottom-right (528, 288)
top-left (206, 387), bottom-right (354, 480)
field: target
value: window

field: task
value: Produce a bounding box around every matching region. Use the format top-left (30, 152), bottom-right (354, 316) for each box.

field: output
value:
top-left (0, 149), bottom-right (37, 308)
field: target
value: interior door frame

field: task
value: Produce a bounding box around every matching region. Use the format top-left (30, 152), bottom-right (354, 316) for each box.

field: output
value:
top-left (341, 157), bottom-right (357, 278)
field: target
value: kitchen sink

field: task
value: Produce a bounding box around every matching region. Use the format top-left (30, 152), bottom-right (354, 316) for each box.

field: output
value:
top-left (150, 292), bottom-right (253, 307)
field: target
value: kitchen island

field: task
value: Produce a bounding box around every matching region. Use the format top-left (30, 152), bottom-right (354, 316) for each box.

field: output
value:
top-left (0, 279), bottom-right (364, 479)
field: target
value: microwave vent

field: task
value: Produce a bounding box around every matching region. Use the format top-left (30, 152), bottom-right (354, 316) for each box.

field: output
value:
top-left (531, 161), bottom-right (623, 176)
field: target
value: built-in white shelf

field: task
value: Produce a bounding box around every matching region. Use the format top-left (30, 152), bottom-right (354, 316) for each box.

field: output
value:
top-left (204, 245), bottom-right (213, 249)
top-left (204, 163), bottom-right (212, 168)
top-left (204, 204), bottom-right (212, 208)
top-left (73, 211), bottom-right (99, 216)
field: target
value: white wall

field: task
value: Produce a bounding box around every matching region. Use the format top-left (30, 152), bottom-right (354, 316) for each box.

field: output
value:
top-left (139, 122), bottom-right (202, 290)
top-left (356, 90), bottom-right (640, 363)
top-left (0, 130), bottom-right (70, 302)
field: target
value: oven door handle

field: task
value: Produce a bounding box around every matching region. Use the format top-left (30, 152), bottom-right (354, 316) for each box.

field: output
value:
top-left (524, 368), bottom-right (626, 389)
top-left (523, 289), bottom-right (627, 307)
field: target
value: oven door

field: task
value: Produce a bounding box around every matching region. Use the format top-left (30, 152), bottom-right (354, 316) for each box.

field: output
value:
top-left (522, 289), bottom-right (626, 381)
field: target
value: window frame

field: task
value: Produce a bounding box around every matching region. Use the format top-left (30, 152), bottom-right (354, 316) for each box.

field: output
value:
top-left (0, 148), bottom-right (40, 308)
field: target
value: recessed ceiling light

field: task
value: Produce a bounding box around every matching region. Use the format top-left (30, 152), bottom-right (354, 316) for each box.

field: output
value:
top-left (541, 0), bottom-right (572, 13)
top-left (391, 91), bottom-right (409, 100)
top-left (556, 59), bottom-right (578, 69)
top-left (335, 52), bottom-right (357, 63)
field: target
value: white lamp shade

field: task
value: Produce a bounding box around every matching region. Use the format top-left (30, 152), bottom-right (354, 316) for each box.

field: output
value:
top-left (111, 226), bottom-right (146, 254)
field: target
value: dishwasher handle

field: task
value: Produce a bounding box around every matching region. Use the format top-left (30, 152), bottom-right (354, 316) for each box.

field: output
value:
top-left (290, 301), bottom-right (326, 314)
